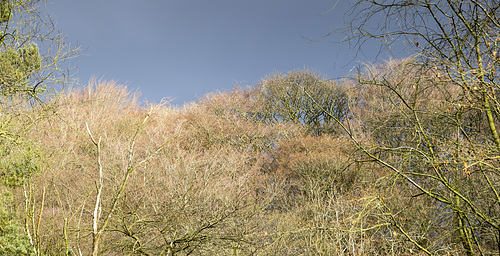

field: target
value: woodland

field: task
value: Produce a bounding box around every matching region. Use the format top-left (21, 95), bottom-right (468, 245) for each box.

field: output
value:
top-left (0, 0), bottom-right (499, 255)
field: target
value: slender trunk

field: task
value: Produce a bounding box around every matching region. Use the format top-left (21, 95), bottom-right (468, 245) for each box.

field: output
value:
top-left (483, 92), bottom-right (500, 151)
top-left (456, 196), bottom-right (474, 256)
top-left (92, 237), bottom-right (100, 256)
top-left (474, 33), bottom-right (500, 151)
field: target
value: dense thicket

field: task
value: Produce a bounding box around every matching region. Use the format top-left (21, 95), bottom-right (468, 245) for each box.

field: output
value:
top-left (4, 63), bottom-right (498, 255)
top-left (13, 62), bottom-right (495, 255)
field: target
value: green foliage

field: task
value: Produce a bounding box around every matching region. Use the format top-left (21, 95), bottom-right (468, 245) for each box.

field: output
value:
top-left (0, 141), bottom-right (40, 188)
top-left (0, 1), bottom-right (42, 97)
top-left (0, 0), bottom-right (76, 100)
top-left (0, 223), bottom-right (35, 256)
top-left (0, 190), bottom-right (34, 256)
top-left (256, 69), bottom-right (349, 135)
top-left (0, 1), bottom-right (75, 255)
top-left (0, 44), bottom-right (41, 97)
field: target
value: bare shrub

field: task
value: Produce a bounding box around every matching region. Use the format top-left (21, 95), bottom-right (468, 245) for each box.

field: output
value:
top-left (12, 77), bottom-right (409, 255)
top-left (22, 81), bottom-right (308, 254)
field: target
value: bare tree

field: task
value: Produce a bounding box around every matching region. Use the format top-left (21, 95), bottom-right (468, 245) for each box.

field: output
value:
top-left (320, 1), bottom-right (500, 254)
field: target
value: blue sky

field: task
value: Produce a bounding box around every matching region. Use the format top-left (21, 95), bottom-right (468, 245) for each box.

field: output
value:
top-left (48, 1), bottom-right (382, 106)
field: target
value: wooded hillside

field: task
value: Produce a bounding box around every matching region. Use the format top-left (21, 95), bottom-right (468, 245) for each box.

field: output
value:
top-left (1, 0), bottom-right (499, 255)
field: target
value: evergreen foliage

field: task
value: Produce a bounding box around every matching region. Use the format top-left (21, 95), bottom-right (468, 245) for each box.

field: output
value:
top-left (0, 44), bottom-right (41, 97)
top-left (0, 190), bottom-right (34, 256)
top-left (0, 1), bottom-right (42, 98)
top-left (0, 0), bottom-right (75, 254)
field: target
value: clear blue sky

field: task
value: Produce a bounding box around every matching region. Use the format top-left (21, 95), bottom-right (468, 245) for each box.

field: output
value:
top-left (47, 1), bottom-right (382, 106)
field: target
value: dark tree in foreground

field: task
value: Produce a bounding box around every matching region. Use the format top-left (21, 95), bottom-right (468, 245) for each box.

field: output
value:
top-left (324, 0), bottom-right (500, 255)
